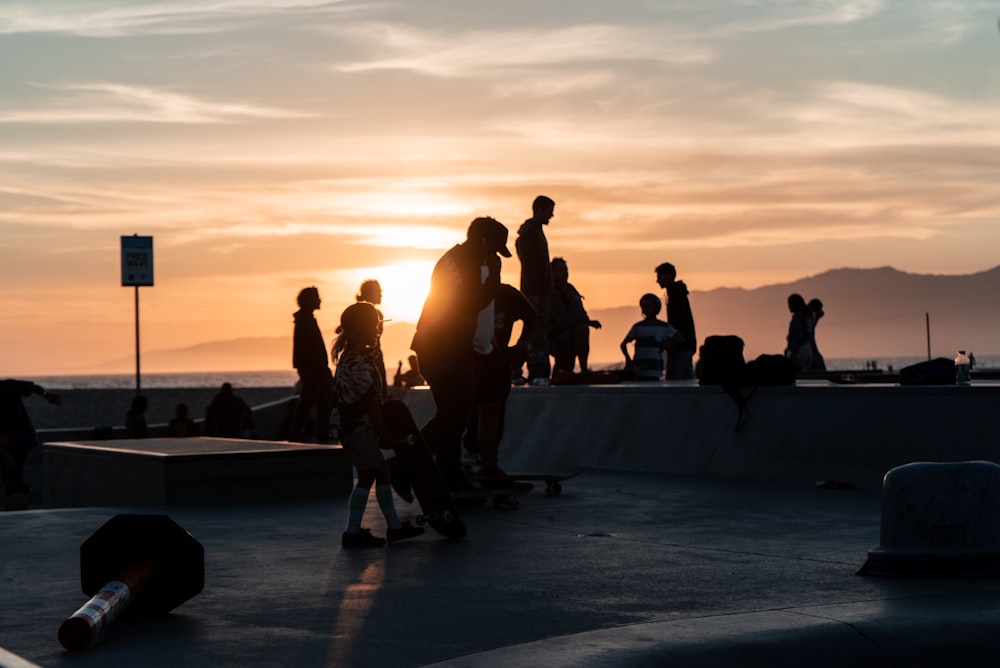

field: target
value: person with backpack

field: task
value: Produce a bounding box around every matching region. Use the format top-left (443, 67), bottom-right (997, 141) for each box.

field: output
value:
top-left (655, 262), bottom-right (697, 380)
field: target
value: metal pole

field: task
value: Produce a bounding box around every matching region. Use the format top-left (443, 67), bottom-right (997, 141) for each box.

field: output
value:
top-left (925, 312), bottom-right (931, 360)
top-left (135, 285), bottom-right (141, 393)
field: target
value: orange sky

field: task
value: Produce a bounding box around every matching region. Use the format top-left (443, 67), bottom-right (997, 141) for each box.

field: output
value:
top-left (2, 1), bottom-right (999, 375)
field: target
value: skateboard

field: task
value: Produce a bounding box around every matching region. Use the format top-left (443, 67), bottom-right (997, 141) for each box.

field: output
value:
top-left (470, 471), bottom-right (582, 496)
top-left (382, 399), bottom-right (466, 539)
top-left (451, 483), bottom-right (533, 510)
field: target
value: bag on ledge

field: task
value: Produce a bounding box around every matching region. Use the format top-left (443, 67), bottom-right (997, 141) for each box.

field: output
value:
top-left (899, 357), bottom-right (955, 385)
top-left (698, 335), bottom-right (745, 386)
top-left (743, 354), bottom-right (796, 387)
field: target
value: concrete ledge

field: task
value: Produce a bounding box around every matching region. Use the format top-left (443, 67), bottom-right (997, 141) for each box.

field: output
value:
top-left (42, 437), bottom-right (352, 508)
top-left (402, 381), bottom-right (1000, 490)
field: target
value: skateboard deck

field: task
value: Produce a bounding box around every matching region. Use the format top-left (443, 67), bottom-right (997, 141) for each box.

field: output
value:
top-left (382, 399), bottom-right (466, 539)
top-left (470, 470), bottom-right (582, 496)
top-left (451, 483), bottom-right (533, 510)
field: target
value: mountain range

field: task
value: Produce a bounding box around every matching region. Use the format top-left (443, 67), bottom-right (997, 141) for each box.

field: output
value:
top-left (93, 265), bottom-right (1000, 374)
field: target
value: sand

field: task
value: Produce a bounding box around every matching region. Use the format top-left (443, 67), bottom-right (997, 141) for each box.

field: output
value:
top-left (24, 387), bottom-right (297, 431)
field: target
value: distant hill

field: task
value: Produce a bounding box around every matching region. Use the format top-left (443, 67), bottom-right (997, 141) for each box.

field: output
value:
top-left (95, 266), bottom-right (1000, 373)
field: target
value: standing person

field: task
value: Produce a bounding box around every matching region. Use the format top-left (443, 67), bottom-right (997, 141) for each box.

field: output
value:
top-left (515, 195), bottom-right (555, 382)
top-left (333, 302), bottom-right (424, 548)
top-left (808, 298), bottom-right (826, 371)
top-left (125, 395), bottom-right (148, 438)
top-left (620, 294), bottom-right (684, 381)
top-left (356, 279), bottom-right (388, 400)
top-left (291, 286), bottom-right (334, 443)
top-left (463, 282), bottom-right (536, 470)
top-left (785, 293), bottom-right (814, 372)
top-left (548, 257), bottom-right (602, 376)
top-left (1, 379), bottom-right (61, 511)
top-left (655, 262), bottom-right (697, 380)
top-left (410, 216), bottom-right (509, 491)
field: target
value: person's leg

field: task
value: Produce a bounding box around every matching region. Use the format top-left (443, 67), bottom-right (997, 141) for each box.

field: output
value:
top-left (575, 323), bottom-right (591, 372)
top-left (289, 372), bottom-right (318, 441)
top-left (476, 401), bottom-right (501, 473)
top-left (313, 369), bottom-right (334, 443)
top-left (420, 353), bottom-right (476, 490)
top-left (666, 350), bottom-right (695, 380)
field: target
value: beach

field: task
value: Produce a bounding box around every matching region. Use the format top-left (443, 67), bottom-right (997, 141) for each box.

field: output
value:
top-left (25, 387), bottom-right (297, 431)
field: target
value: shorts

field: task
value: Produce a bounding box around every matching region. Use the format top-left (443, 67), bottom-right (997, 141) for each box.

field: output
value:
top-left (474, 348), bottom-right (511, 404)
top-left (340, 421), bottom-right (385, 472)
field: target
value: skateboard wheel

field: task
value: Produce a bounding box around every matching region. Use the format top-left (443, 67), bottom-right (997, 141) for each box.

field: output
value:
top-left (415, 515), bottom-right (427, 526)
top-left (510, 498), bottom-right (520, 510)
top-left (441, 511), bottom-right (453, 523)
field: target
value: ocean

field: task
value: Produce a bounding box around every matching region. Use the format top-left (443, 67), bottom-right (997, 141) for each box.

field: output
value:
top-left (31, 370), bottom-right (299, 390)
top-left (28, 354), bottom-right (999, 390)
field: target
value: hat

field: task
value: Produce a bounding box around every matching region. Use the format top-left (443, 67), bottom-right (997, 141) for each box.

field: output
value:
top-left (467, 216), bottom-right (512, 258)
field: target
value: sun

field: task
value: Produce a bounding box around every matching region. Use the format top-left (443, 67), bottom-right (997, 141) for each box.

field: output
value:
top-left (351, 261), bottom-right (433, 324)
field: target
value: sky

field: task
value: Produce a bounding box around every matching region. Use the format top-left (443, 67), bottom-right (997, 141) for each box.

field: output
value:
top-left (2, 0), bottom-right (999, 375)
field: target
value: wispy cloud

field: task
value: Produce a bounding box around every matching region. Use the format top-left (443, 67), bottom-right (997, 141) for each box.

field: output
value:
top-left (0, 83), bottom-right (313, 123)
top-left (332, 23), bottom-right (715, 77)
top-left (0, 0), bottom-right (354, 36)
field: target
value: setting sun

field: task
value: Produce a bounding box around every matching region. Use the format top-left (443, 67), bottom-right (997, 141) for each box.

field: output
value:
top-left (350, 261), bottom-right (434, 324)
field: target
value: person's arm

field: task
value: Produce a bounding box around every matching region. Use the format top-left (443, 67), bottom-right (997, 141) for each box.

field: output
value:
top-left (620, 339), bottom-right (633, 367)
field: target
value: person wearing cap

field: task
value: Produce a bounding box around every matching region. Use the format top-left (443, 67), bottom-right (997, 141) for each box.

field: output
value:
top-left (515, 195), bottom-right (555, 382)
top-left (410, 216), bottom-right (509, 492)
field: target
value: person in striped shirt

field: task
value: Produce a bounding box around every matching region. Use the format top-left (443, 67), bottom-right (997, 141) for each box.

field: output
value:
top-left (620, 294), bottom-right (685, 381)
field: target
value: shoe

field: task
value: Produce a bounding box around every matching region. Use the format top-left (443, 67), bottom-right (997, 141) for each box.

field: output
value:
top-left (341, 528), bottom-right (386, 548)
top-left (387, 521), bottom-right (425, 543)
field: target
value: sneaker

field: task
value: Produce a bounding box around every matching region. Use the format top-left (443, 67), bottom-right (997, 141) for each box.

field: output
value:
top-left (387, 521), bottom-right (425, 543)
top-left (341, 528), bottom-right (386, 548)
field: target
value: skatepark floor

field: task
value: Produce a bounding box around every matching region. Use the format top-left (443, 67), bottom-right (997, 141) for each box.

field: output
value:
top-left (4, 470), bottom-right (1000, 667)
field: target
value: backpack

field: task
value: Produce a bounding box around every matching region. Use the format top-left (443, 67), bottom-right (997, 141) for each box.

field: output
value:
top-left (899, 357), bottom-right (955, 385)
top-left (698, 335), bottom-right (746, 386)
top-left (743, 354), bottom-right (797, 387)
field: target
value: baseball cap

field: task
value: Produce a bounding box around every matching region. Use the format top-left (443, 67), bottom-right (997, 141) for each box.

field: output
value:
top-left (467, 216), bottom-right (512, 257)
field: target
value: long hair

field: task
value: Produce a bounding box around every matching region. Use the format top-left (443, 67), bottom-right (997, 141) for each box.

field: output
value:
top-left (331, 302), bottom-right (378, 364)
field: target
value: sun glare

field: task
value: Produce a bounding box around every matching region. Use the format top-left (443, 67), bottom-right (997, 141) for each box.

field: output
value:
top-left (351, 261), bottom-right (433, 323)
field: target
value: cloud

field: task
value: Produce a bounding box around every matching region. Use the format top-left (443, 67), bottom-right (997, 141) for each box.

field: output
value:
top-left (332, 22), bottom-right (715, 77)
top-left (0, 83), bottom-right (313, 124)
top-left (0, 0), bottom-right (355, 37)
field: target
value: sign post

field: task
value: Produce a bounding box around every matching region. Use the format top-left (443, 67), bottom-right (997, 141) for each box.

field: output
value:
top-left (121, 235), bottom-right (154, 394)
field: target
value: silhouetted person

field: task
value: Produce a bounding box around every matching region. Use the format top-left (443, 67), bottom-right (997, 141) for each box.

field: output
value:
top-left (167, 402), bottom-right (199, 437)
top-left (549, 257), bottom-right (601, 376)
top-left (205, 382), bottom-right (253, 438)
top-left (655, 262), bottom-right (697, 380)
top-left (125, 395), bottom-right (148, 439)
top-left (463, 282), bottom-right (536, 472)
top-left (515, 195), bottom-right (555, 381)
top-left (621, 294), bottom-right (684, 381)
top-left (290, 286), bottom-right (334, 443)
top-left (394, 355), bottom-right (425, 388)
top-left (808, 298), bottom-right (826, 371)
top-left (1, 379), bottom-right (61, 511)
top-left (785, 293), bottom-right (814, 372)
top-left (411, 216), bottom-right (508, 491)
top-left (356, 279), bottom-right (388, 400)
top-left (333, 301), bottom-right (424, 548)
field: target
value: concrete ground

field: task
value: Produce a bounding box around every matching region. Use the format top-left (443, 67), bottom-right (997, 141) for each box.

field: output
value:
top-left (4, 470), bottom-right (1000, 667)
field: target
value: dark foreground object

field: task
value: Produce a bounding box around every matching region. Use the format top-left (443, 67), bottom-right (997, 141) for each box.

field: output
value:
top-left (58, 514), bottom-right (204, 651)
top-left (382, 400), bottom-right (466, 539)
top-left (472, 470), bottom-right (582, 496)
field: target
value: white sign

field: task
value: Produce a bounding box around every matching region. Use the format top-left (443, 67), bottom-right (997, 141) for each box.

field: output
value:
top-left (121, 235), bottom-right (154, 286)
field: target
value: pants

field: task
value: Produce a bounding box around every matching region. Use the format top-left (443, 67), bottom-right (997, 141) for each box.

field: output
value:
top-left (418, 349), bottom-right (476, 489)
